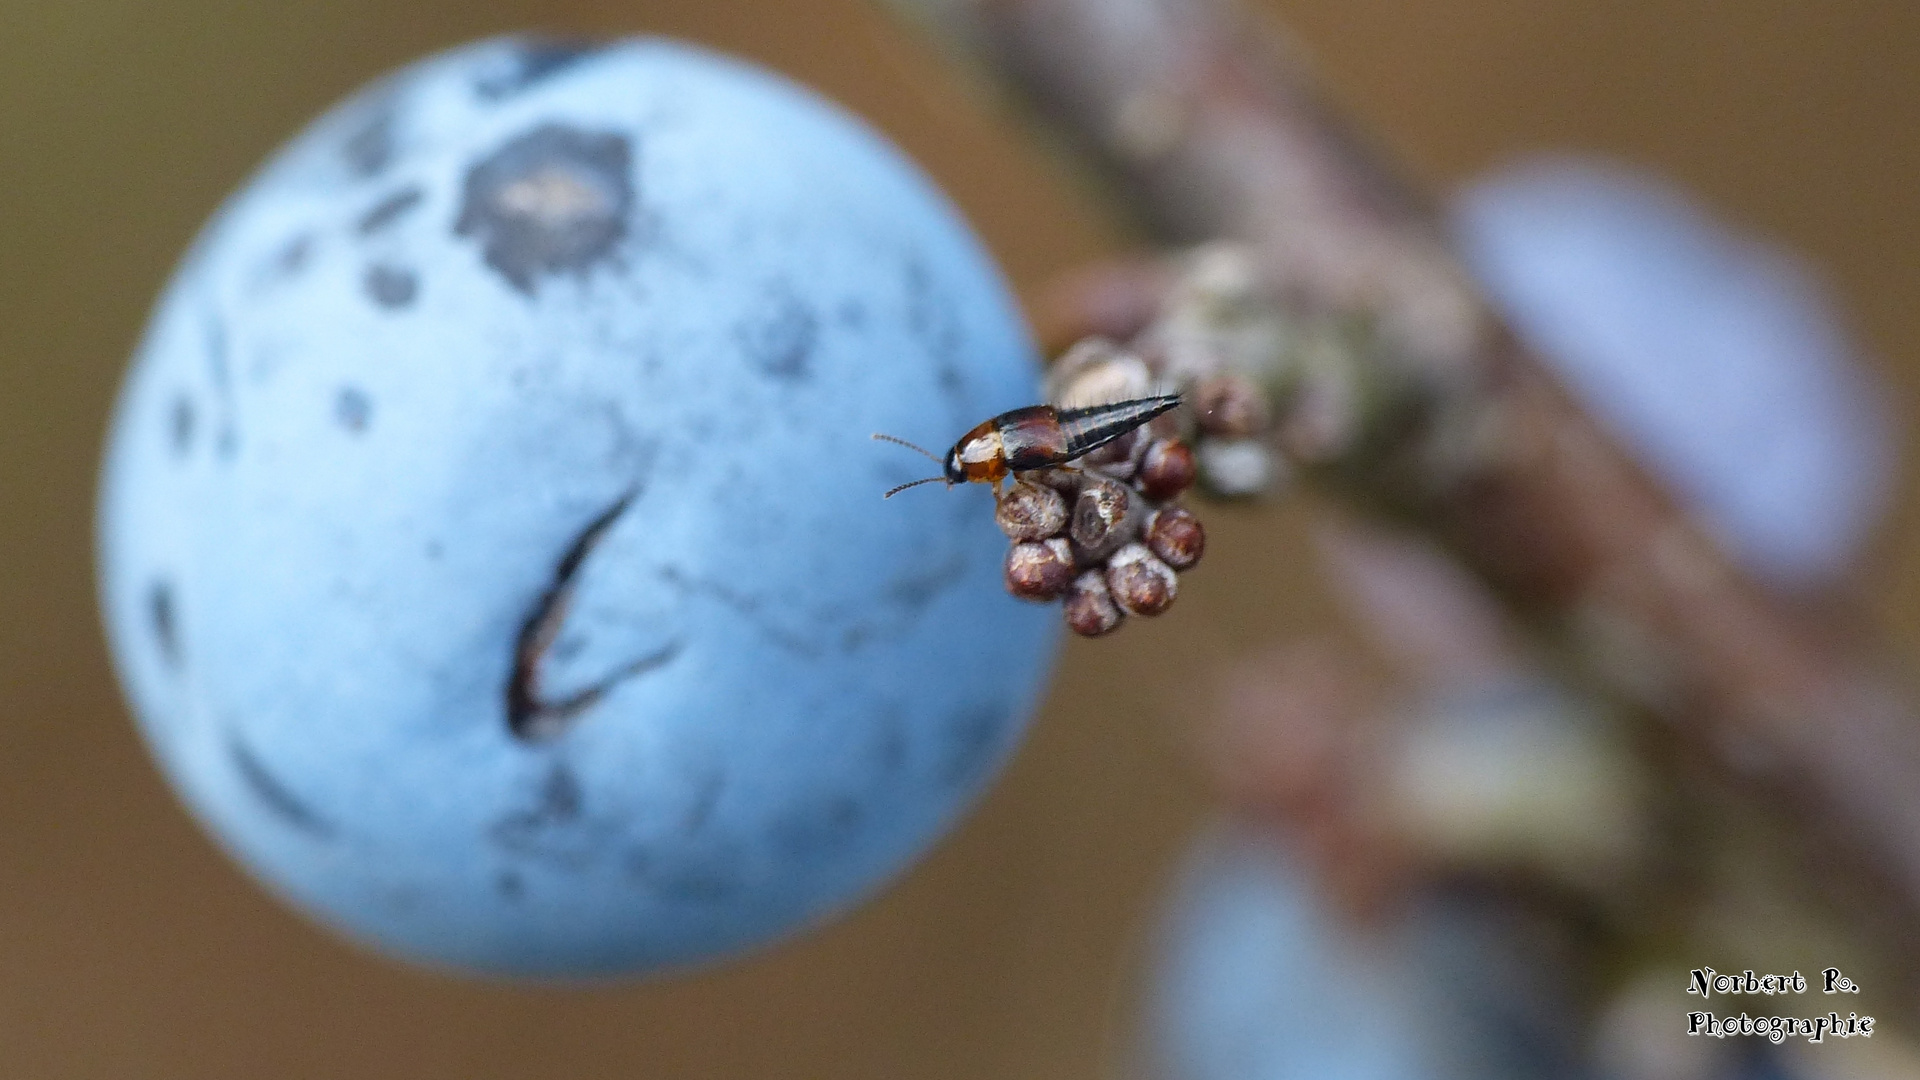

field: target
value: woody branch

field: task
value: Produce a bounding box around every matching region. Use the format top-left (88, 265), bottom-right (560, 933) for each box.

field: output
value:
top-left (882, 0), bottom-right (1920, 939)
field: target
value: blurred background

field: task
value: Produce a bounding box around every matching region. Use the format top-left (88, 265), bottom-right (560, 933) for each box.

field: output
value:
top-left (6, 0), bottom-right (1920, 1076)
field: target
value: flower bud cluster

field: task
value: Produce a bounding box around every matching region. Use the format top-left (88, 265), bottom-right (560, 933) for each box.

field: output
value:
top-left (995, 393), bottom-right (1207, 636)
top-left (1142, 246), bottom-right (1289, 497)
top-left (1044, 243), bottom-right (1397, 501)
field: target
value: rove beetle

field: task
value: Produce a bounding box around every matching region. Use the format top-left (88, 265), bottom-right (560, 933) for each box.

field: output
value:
top-left (874, 394), bottom-right (1182, 500)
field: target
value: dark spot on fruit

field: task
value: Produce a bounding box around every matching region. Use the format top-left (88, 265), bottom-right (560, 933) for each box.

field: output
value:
top-left (363, 263), bottom-right (418, 308)
top-left (737, 283), bottom-right (817, 381)
top-left (884, 550), bottom-right (966, 616)
top-left (474, 38), bottom-right (606, 100)
top-left (341, 99), bottom-right (397, 177)
top-left (490, 763), bottom-right (586, 859)
top-left (378, 884), bottom-right (425, 914)
top-left (490, 762), bottom-right (619, 871)
top-left (356, 186), bottom-right (424, 235)
top-left (495, 870), bottom-right (525, 901)
top-left (334, 386), bottom-right (372, 433)
top-left (772, 795), bottom-right (864, 858)
top-left (203, 312), bottom-right (230, 388)
top-left (271, 234), bottom-right (314, 279)
top-left (148, 579), bottom-right (180, 670)
top-left (903, 254), bottom-right (967, 401)
top-left (167, 396), bottom-right (195, 456)
top-left (682, 772), bottom-right (724, 832)
top-left (870, 706), bottom-right (909, 773)
top-left (624, 847), bottom-right (743, 903)
top-left (456, 123), bottom-right (633, 295)
top-left (202, 312), bottom-right (238, 460)
top-left (228, 734), bottom-right (334, 837)
top-left (936, 699), bottom-right (1010, 786)
top-left (937, 364), bottom-right (964, 397)
top-left (536, 763), bottom-right (583, 822)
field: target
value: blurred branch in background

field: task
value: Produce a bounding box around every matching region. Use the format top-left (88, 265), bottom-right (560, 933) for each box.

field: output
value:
top-left (880, 0), bottom-right (1920, 1035)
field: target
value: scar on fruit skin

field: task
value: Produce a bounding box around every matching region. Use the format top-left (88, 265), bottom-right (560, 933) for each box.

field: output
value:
top-left (657, 565), bottom-right (821, 658)
top-left (356, 186), bottom-right (424, 235)
top-left (455, 123), bottom-right (633, 295)
top-left (507, 489), bottom-right (683, 740)
top-left (228, 733), bottom-right (335, 837)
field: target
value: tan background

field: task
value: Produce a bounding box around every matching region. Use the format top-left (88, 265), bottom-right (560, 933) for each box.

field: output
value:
top-left (4, 1), bottom-right (1920, 1076)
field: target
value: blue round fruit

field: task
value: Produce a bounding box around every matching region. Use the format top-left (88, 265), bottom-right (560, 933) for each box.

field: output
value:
top-left (1455, 154), bottom-right (1894, 589)
top-left (1144, 824), bottom-right (1430, 1080)
top-left (96, 36), bottom-right (1057, 975)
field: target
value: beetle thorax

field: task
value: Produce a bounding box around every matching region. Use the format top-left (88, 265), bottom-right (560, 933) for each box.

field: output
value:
top-left (953, 424), bottom-right (1007, 483)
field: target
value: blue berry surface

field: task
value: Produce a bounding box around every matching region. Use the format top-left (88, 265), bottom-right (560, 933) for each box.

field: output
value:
top-left (97, 36), bottom-right (1057, 976)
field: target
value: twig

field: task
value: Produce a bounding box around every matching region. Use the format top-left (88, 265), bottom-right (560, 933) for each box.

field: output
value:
top-left (882, 0), bottom-right (1920, 950)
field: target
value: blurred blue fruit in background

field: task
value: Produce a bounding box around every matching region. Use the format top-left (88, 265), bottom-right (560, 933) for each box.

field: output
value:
top-left (1147, 822), bottom-right (1804, 1080)
top-left (1148, 155), bottom-right (1888, 1080)
top-left (96, 36), bottom-right (1056, 976)
top-left (1144, 824), bottom-right (1430, 1080)
top-left (1455, 154), bottom-right (1895, 589)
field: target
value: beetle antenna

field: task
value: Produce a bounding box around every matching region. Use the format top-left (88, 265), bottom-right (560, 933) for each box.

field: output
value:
top-left (871, 432), bottom-right (944, 465)
top-left (882, 475), bottom-right (948, 499)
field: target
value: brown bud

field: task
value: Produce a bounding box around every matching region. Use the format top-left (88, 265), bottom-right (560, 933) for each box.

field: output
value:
top-left (1005, 538), bottom-right (1076, 601)
top-left (1064, 570), bottom-right (1125, 637)
top-left (1079, 427), bottom-right (1142, 480)
top-left (1069, 477), bottom-right (1135, 561)
top-left (1106, 543), bottom-right (1178, 616)
top-left (1147, 506), bottom-right (1206, 570)
top-left (995, 481), bottom-right (1068, 540)
top-left (1027, 466), bottom-right (1084, 495)
top-left (1137, 438), bottom-right (1197, 501)
top-left (1050, 338), bottom-right (1153, 409)
top-left (1192, 373), bottom-right (1271, 438)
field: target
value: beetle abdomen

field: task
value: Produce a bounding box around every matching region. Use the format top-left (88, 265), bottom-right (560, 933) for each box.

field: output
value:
top-left (997, 405), bottom-right (1072, 471)
top-left (1058, 395), bottom-right (1182, 461)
